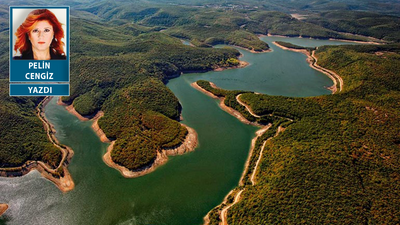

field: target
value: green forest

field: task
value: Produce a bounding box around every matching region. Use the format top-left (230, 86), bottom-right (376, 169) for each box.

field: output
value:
top-left (275, 41), bottom-right (316, 53)
top-left (60, 21), bottom-right (241, 170)
top-left (305, 11), bottom-right (400, 42)
top-left (0, 80), bottom-right (61, 168)
top-left (0, 4), bottom-right (241, 171)
top-left (203, 44), bottom-right (400, 224)
top-left (0, 0), bottom-right (399, 223)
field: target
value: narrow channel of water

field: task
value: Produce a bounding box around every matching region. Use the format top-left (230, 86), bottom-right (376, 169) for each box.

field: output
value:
top-left (0, 37), bottom-right (355, 225)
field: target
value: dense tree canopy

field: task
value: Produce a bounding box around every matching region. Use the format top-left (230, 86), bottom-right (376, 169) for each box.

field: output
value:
top-left (205, 44), bottom-right (400, 224)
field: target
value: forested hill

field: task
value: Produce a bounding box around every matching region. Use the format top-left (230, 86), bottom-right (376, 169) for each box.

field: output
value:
top-left (0, 0), bottom-right (399, 206)
top-left (215, 44), bottom-right (400, 224)
top-left (0, 5), bottom-right (61, 168)
top-left (144, 0), bottom-right (400, 16)
top-left (305, 11), bottom-right (400, 42)
top-left (68, 1), bottom-right (400, 43)
top-left (0, 4), bottom-right (242, 171)
top-left (0, 80), bottom-right (61, 168)
top-left (62, 18), bottom-right (243, 170)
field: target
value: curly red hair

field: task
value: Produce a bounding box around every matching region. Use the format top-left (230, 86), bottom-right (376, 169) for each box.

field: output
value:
top-left (14, 9), bottom-right (65, 56)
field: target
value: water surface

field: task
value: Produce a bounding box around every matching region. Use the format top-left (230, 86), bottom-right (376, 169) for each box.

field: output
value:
top-left (0, 36), bottom-right (353, 224)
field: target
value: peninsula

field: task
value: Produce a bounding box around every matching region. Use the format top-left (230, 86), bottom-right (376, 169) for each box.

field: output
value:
top-left (0, 92), bottom-right (74, 192)
top-left (198, 43), bottom-right (400, 224)
top-left (0, 1), bottom-right (399, 224)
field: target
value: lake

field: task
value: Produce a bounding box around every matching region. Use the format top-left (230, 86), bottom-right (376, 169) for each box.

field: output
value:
top-left (0, 36), bottom-right (356, 225)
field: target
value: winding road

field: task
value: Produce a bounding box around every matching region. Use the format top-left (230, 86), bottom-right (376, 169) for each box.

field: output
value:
top-left (220, 190), bottom-right (244, 225)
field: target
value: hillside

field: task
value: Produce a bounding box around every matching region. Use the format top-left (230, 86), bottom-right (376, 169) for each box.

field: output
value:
top-left (203, 44), bottom-right (400, 224)
top-left (0, 2), bottom-right (399, 222)
top-left (0, 80), bottom-right (61, 169)
top-left (0, 11), bottom-right (240, 172)
top-left (305, 11), bottom-right (400, 42)
top-left (60, 18), bottom-right (242, 170)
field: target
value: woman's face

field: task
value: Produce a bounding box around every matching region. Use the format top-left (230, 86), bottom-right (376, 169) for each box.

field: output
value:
top-left (28, 20), bottom-right (54, 53)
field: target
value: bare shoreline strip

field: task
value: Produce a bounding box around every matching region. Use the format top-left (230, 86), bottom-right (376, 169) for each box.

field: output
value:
top-left (180, 38), bottom-right (271, 54)
top-left (272, 41), bottom-right (343, 94)
top-left (240, 124), bottom-right (271, 186)
top-left (35, 97), bottom-right (75, 192)
top-left (203, 122), bottom-right (275, 225)
top-left (213, 60), bottom-right (250, 72)
top-left (266, 33), bottom-right (383, 45)
top-left (195, 81), bottom-right (275, 224)
top-left (180, 60), bottom-right (249, 75)
top-left (60, 98), bottom-right (198, 178)
top-left (311, 50), bottom-right (344, 93)
top-left (196, 81), bottom-right (292, 224)
top-left (101, 123), bottom-right (198, 178)
top-left (250, 126), bottom-right (284, 185)
top-left (191, 82), bottom-right (261, 127)
top-left (228, 44), bottom-right (272, 54)
top-left (0, 97), bottom-right (75, 193)
top-left (202, 124), bottom-right (271, 224)
top-left (190, 81), bottom-right (273, 186)
top-left (57, 98), bottom-right (90, 121)
top-left (91, 111), bottom-right (110, 142)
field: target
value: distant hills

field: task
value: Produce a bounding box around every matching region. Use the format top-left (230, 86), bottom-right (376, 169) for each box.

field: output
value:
top-left (0, 2), bottom-right (399, 224)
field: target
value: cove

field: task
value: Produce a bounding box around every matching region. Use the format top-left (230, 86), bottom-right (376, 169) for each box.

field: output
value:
top-left (0, 36), bottom-right (355, 225)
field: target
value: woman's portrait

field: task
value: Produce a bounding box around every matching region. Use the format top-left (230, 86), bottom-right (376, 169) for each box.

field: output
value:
top-left (13, 9), bottom-right (67, 60)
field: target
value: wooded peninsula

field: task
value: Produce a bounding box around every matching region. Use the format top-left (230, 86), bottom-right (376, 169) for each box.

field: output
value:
top-left (0, 0), bottom-right (399, 223)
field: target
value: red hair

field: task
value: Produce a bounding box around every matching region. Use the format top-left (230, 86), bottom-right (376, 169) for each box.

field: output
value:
top-left (14, 9), bottom-right (65, 56)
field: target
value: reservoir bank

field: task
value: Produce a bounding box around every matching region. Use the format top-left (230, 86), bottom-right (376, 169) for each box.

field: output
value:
top-left (0, 36), bottom-right (356, 225)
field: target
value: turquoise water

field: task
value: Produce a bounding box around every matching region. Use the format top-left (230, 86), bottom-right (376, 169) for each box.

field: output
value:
top-left (0, 37), bottom-right (354, 224)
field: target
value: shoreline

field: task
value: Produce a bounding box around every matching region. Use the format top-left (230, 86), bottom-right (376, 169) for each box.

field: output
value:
top-left (204, 122), bottom-right (271, 225)
top-left (328, 37), bottom-right (382, 45)
top-left (57, 98), bottom-right (90, 121)
top-left (0, 97), bottom-right (75, 193)
top-left (227, 44), bottom-right (272, 54)
top-left (220, 189), bottom-right (244, 225)
top-left (192, 80), bottom-right (274, 224)
top-left (101, 124), bottom-right (197, 178)
top-left (0, 203), bottom-right (7, 216)
top-left (239, 124), bottom-right (271, 186)
top-left (61, 98), bottom-right (198, 178)
top-left (250, 126), bottom-right (284, 185)
top-left (266, 33), bottom-right (383, 45)
top-left (180, 48), bottom-right (252, 74)
top-left (180, 59), bottom-right (249, 75)
top-left (272, 41), bottom-right (343, 93)
top-left (201, 112), bottom-right (272, 224)
top-left (191, 82), bottom-right (261, 126)
top-left (35, 97), bottom-right (75, 192)
top-left (196, 80), bottom-right (289, 224)
top-left (91, 111), bottom-right (111, 142)
top-left (213, 60), bottom-right (249, 72)
top-left (311, 50), bottom-right (343, 93)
